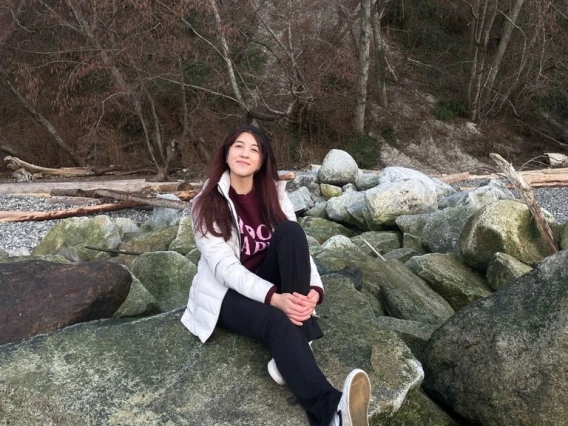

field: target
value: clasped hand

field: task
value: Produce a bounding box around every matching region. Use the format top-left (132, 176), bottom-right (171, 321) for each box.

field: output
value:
top-left (270, 289), bottom-right (319, 326)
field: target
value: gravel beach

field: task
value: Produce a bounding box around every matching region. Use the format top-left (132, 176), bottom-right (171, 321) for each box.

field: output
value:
top-left (1, 185), bottom-right (566, 255)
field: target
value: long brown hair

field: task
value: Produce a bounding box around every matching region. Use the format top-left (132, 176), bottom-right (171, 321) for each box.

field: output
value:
top-left (192, 125), bottom-right (288, 240)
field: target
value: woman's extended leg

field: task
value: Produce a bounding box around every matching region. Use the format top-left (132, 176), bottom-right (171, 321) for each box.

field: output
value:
top-left (218, 289), bottom-right (341, 426)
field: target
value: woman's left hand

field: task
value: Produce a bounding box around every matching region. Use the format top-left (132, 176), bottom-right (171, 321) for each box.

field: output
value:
top-left (292, 290), bottom-right (319, 315)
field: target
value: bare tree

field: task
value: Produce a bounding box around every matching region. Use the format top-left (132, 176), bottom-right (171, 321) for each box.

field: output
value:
top-left (353, 0), bottom-right (372, 133)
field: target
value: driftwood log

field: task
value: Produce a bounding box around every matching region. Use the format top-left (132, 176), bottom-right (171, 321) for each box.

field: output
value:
top-left (0, 202), bottom-right (141, 223)
top-left (490, 153), bottom-right (558, 255)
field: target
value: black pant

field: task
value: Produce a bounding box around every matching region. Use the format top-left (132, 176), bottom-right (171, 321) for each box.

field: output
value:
top-left (218, 221), bottom-right (341, 426)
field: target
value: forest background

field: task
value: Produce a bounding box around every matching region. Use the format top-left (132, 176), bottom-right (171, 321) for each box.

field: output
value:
top-left (1, 0), bottom-right (567, 180)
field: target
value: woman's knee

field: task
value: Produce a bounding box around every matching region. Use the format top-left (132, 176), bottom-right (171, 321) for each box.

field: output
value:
top-left (261, 308), bottom-right (294, 340)
top-left (273, 220), bottom-right (305, 240)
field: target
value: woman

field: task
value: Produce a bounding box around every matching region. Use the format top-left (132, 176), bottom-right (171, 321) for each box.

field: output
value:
top-left (181, 125), bottom-right (371, 426)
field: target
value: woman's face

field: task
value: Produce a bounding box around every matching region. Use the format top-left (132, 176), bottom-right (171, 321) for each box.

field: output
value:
top-left (226, 132), bottom-right (262, 180)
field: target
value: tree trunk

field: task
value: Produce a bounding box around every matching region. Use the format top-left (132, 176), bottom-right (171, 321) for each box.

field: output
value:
top-left (353, 0), bottom-right (372, 133)
top-left (482, 0), bottom-right (525, 109)
top-left (469, 0), bottom-right (497, 121)
top-left (0, 65), bottom-right (83, 166)
top-left (371, 0), bottom-right (391, 108)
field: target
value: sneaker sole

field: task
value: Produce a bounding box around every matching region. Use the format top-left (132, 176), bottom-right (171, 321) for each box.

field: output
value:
top-left (347, 370), bottom-right (371, 426)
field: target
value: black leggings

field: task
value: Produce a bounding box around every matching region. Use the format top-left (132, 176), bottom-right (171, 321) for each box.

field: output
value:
top-left (218, 221), bottom-right (341, 426)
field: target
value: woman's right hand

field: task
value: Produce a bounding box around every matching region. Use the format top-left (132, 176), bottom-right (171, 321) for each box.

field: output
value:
top-left (270, 293), bottom-right (312, 326)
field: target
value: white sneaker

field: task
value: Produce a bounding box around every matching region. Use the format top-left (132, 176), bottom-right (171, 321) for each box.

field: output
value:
top-left (267, 341), bottom-right (312, 386)
top-left (334, 369), bottom-right (371, 426)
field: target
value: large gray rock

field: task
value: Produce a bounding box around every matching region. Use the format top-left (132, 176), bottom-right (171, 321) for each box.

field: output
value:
top-left (119, 226), bottom-right (178, 256)
top-left (366, 180), bottom-right (437, 226)
top-left (374, 316), bottom-right (439, 361)
top-left (0, 274), bottom-right (423, 425)
top-left (151, 194), bottom-right (183, 228)
top-left (130, 251), bottom-right (197, 312)
top-left (438, 180), bottom-right (514, 210)
top-left (287, 186), bottom-right (313, 213)
top-left (395, 213), bottom-right (433, 237)
top-left (32, 215), bottom-right (121, 261)
top-left (405, 254), bottom-right (492, 311)
top-left (299, 217), bottom-right (355, 243)
top-left (0, 260), bottom-right (131, 345)
top-left (318, 149), bottom-right (359, 186)
top-left (355, 171), bottom-right (380, 191)
top-left (421, 206), bottom-right (477, 255)
top-left (327, 191), bottom-right (376, 230)
top-left (285, 171), bottom-right (321, 197)
top-left (320, 183), bottom-right (343, 198)
top-left (385, 389), bottom-right (459, 426)
top-left (316, 248), bottom-right (454, 325)
top-left (422, 251), bottom-right (568, 426)
top-left (485, 252), bottom-right (533, 291)
top-left (304, 201), bottom-right (328, 219)
top-left (383, 248), bottom-right (421, 263)
top-left (459, 200), bottom-right (555, 272)
top-left (431, 177), bottom-right (456, 199)
top-left (561, 221), bottom-right (568, 250)
top-left (351, 231), bottom-right (402, 257)
top-left (113, 275), bottom-right (160, 319)
top-left (169, 212), bottom-right (196, 255)
top-left (378, 167), bottom-right (437, 194)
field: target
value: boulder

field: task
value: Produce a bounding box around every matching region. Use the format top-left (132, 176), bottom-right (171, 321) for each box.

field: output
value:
top-left (285, 171), bottom-right (321, 197)
top-left (421, 206), bottom-right (477, 255)
top-left (321, 235), bottom-right (358, 251)
top-left (395, 213), bottom-right (433, 237)
top-left (0, 260), bottom-right (131, 345)
top-left (422, 251), bottom-right (568, 426)
top-left (383, 248), bottom-right (421, 263)
top-left (320, 183), bottom-right (343, 198)
top-left (386, 389), bottom-right (459, 426)
top-left (151, 194), bottom-right (183, 228)
top-left (299, 217), bottom-right (355, 243)
top-left (355, 171), bottom-right (380, 191)
top-left (119, 226), bottom-right (178, 255)
top-left (0, 274), bottom-right (423, 425)
top-left (342, 183), bottom-right (358, 193)
top-left (374, 316), bottom-right (439, 361)
top-left (327, 191), bottom-right (376, 230)
top-left (113, 275), bottom-right (160, 319)
top-left (438, 180), bottom-right (514, 210)
top-left (130, 251), bottom-right (197, 312)
top-left (351, 231), bottom-right (402, 257)
top-left (459, 200), bottom-right (555, 272)
top-left (318, 149), bottom-right (359, 186)
top-left (287, 186), bottom-right (313, 212)
top-left (378, 167), bottom-right (437, 194)
top-left (32, 215), bottom-right (121, 261)
top-left (304, 201), bottom-right (329, 219)
top-left (403, 233), bottom-right (426, 254)
top-left (169, 212), bottom-right (196, 255)
top-left (561, 221), bottom-right (568, 250)
top-left (485, 252), bottom-right (533, 291)
top-left (405, 254), bottom-right (492, 311)
top-left (113, 217), bottom-right (142, 240)
top-left (185, 247), bottom-right (201, 266)
top-left (366, 180), bottom-right (437, 226)
top-left (316, 248), bottom-right (454, 325)
top-left (430, 177), bottom-right (456, 199)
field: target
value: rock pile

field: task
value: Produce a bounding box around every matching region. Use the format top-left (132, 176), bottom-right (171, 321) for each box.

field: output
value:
top-left (1, 149), bottom-right (567, 426)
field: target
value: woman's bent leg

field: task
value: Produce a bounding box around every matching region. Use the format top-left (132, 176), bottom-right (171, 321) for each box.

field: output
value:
top-left (218, 289), bottom-right (341, 426)
top-left (257, 221), bottom-right (322, 342)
